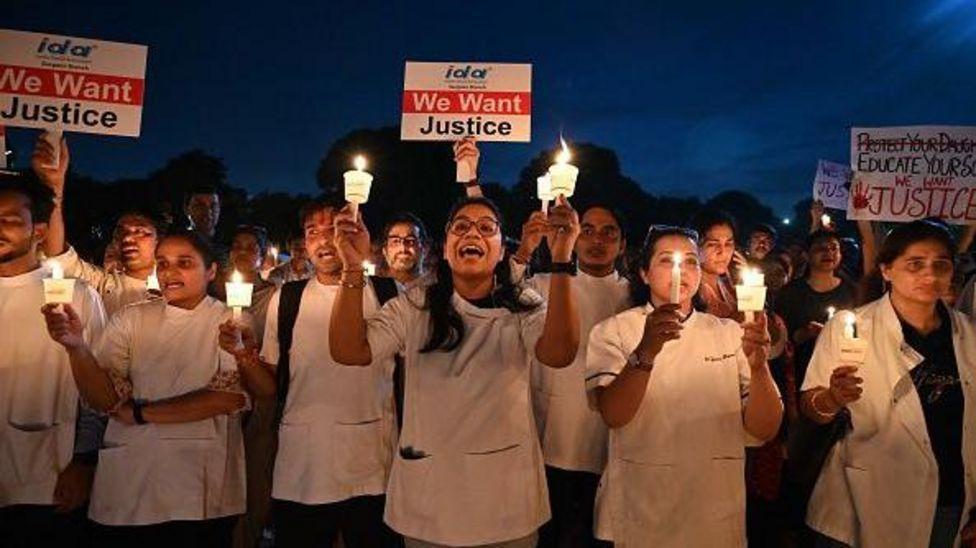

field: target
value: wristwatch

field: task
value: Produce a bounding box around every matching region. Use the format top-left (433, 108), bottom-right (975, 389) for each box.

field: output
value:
top-left (132, 399), bottom-right (148, 425)
top-left (550, 260), bottom-right (577, 276)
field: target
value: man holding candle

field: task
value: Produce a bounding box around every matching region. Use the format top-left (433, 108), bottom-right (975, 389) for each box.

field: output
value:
top-left (32, 133), bottom-right (160, 317)
top-left (0, 173), bottom-right (107, 547)
top-left (511, 203), bottom-right (630, 548)
top-left (220, 198), bottom-right (398, 547)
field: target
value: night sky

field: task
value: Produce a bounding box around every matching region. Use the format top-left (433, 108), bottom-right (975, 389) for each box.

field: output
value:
top-left (5, 0), bottom-right (976, 216)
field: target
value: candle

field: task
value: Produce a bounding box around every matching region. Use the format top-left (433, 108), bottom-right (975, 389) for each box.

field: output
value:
top-left (826, 306), bottom-right (836, 320)
top-left (43, 128), bottom-right (62, 169)
top-left (537, 174), bottom-right (554, 215)
top-left (842, 311), bottom-right (856, 340)
top-left (547, 137), bottom-right (579, 198)
top-left (225, 270), bottom-right (253, 322)
top-left (735, 267), bottom-right (767, 322)
top-left (670, 252), bottom-right (682, 304)
top-left (839, 311), bottom-right (868, 366)
top-left (146, 266), bottom-right (161, 292)
top-left (43, 260), bottom-right (75, 305)
top-left (270, 246), bottom-right (279, 266)
top-left (821, 213), bottom-right (832, 227)
top-left (343, 155), bottom-right (374, 216)
top-left (363, 260), bottom-right (377, 277)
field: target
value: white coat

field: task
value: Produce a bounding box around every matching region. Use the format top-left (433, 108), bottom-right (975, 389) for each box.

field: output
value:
top-left (803, 295), bottom-right (976, 547)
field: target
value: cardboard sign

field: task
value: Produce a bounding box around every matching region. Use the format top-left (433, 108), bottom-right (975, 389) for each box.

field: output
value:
top-left (0, 29), bottom-right (147, 136)
top-left (849, 126), bottom-right (976, 224)
top-left (401, 61), bottom-right (531, 142)
top-left (812, 159), bottom-right (851, 210)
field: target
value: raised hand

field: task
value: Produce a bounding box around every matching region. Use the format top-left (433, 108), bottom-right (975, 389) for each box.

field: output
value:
top-left (333, 205), bottom-right (371, 269)
top-left (741, 312), bottom-right (771, 369)
top-left (635, 303), bottom-right (684, 365)
top-left (546, 194), bottom-right (581, 263)
top-left (453, 136), bottom-right (479, 182)
top-left (31, 131), bottom-right (69, 194)
top-left (41, 303), bottom-right (85, 349)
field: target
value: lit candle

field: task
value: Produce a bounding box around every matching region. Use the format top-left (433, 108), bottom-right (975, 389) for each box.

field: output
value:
top-left (225, 270), bottom-right (253, 322)
top-left (839, 310), bottom-right (868, 366)
top-left (670, 252), bottom-right (682, 304)
top-left (363, 260), bottom-right (377, 277)
top-left (146, 266), bottom-right (161, 292)
top-left (547, 137), bottom-right (579, 198)
top-left (43, 128), bottom-right (62, 169)
top-left (43, 260), bottom-right (75, 306)
top-left (270, 246), bottom-right (279, 266)
top-left (735, 267), bottom-right (767, 322)
top-left (821, 213), bottom-right (832, 227)
top-left (843, 311), bottom-right (856, 340)
top-left (537, 174), bottom-right (554, 215)
top-left (826, 306), bottom-right (836, 320)
top-left (343, 155), bottom-right (374, 216)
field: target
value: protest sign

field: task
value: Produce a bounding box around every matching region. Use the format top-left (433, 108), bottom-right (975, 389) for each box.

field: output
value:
top-left (812, 159), bottom-right (851, 210)
top-left (401, 61), bottom-right (531, 142)
top-left (849, 126), bottom-right (976, 224)
top-left (0, 29), bottom-right (147, 137)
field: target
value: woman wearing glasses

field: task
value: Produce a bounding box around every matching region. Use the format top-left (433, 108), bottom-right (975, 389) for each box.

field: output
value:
top-left (585, 226), bottom-right (783, 548)
top-left (330, 196), bottom-right (581, 547)
top-left (801, 221), bottom-right (976, 548)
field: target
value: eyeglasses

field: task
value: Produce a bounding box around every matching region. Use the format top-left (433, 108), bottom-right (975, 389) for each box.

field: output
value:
top-left (386, 236), bottom-right (420, 248)
top-left (446, 216), bottom-right (501, 237)
top-left (643, 224), bottom-right (699, 247)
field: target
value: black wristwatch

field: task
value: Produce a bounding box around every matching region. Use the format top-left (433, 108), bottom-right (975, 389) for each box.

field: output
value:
top-left (550, 260), bottom-right (577, 276)
top-left (132, 399), bottom-right (148, 425)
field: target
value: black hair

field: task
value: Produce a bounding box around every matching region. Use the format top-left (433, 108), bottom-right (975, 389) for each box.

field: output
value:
top-left (114, 209), bottom-right (163, 235)
top-left (858, 220), bottom-right (956, 304)
top-left (750, 223), bottom-right (778, 242)
top-left (691, 208), bottom-right (738, 242)
top-left (628, 225), bottom-right (707, 311)
top-left (420, 197), bottom-right (538, 353)
top-left (806, 229), bottom-right (840, 250)
top-left (233, 225), bottom-right (269, 255)
top-left (298, 195), bottom-right (346, 228)
top-left (160, 228), bottom-right (218, 268)
top-left (0, 171), bottom-right (55, 224)
top-left (578, 201), bottom-right (628, 243)
top-left (183, 183), bottom-right (219, 206)
top-left (382, 212), bottom-right (431, 246)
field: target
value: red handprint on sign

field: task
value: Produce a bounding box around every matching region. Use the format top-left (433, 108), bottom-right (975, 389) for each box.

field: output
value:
top-left (851, 180), bottom-right (871, 210)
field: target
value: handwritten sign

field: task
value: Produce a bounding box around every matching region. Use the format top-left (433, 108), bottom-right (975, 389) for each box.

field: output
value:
top-left (0, 29), bottom-right (147, 136)
top-left (848, 126), bottom-right (976, 224)
top-left (401, 61), bottom-right (531, 142)
top-left (813, 159), bottom-right (851, 210)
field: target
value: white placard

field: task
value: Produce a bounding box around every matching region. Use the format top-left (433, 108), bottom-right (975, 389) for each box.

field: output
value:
top-left (812, 159), bottom-right (851, 210)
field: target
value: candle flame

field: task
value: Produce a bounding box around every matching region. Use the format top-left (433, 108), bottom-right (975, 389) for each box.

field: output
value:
top-left (231, 270), bottom-right (243, 284)
top-left (672, 252), bottom-right (683, 269)
top-left (48, 260), bottom-right (64, 280)
top-left (556, 137), bottom-right (571, 164)
top-left (821, 214), bottom-right (832, 226)
top-left (741, 267), bottom-right (764, 286)
top-left (353, 155), bottom-right (367, 171)
top-left (827, 306), bottom-right (836, 319)
top-left (844, 311), bottom-right (855, 328)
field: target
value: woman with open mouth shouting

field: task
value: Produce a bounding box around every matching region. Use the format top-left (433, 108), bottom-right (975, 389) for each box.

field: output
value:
top-left (330, 195), bottom-right (581, 548)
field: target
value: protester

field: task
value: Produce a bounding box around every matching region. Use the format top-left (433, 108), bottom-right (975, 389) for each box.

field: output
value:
top-left (379, 212), bottom-right (430, 287)
top-left (220, 198), bottom-right (399, 548)
top-left (801, 220), bottom-right (976, 548)
top-left (693, 209), bottom-right (745, 318)
top-left (586, 225), bottom-right (782, 547)
top-left (33, 133), bottom-right (159, 316)
top-left (511, 202), bottom-right (630, 548)
top-left (0, 174), bottom-right (107, 548)
top-left (267, 234), bottom-right (313, 286)
top-left (747, 223), bottom-right (778, 262)
top-left (330, 196), bottom-right (581, 547)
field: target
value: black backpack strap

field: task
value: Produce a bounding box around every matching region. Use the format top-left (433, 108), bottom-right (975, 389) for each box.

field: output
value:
top-left (274, 279), bottom-right (310, 426)
top-left (368, 276), bottom-right (405, 432)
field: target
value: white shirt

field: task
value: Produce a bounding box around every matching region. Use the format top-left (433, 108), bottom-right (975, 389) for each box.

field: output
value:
top-left (365, 285), bottom-right (549, 546)
top-left (261, 278), bottom-right (396, 505)
top-left (803, 295), bottom-right (976, 547)
top-left (89, 297), bottom-right (245, 525)
top-left (585, 305), bottom-right (760, 548)
top-left (516, 264), bottom-right (631, 473)
top-left (0, 265), bottom-right (105, 506)
top-left (56, 245), bottom-right (150, 317)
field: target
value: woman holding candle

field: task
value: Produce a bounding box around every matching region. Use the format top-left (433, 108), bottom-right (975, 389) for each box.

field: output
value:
top-left (329, 196), bottom-right (581, 548)
top-left (40, 230), bottom-right (252, 547)
top-left (585, 225), bottom-right (782, 547)
top-left (800, 220), bottom-right (976, 548)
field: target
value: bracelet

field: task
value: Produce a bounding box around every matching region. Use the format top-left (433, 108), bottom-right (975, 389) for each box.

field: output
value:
top-left (550, 261), bottom-right (577, 276)
top-left (810, 389), bottom-right (838, 420)
top-left (340, 278), bottom-right (367, 289)
top-left (461, 178), bottom-right (480, 187)
top-left (633, 357), bottom-right (654, 372)
top-left (132, 399), bottom-right (148, 425)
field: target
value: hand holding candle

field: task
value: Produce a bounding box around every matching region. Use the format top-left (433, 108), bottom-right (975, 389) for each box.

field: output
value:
top-left (670, 252), bottom-right (683, 304)
top-left (839, 311), bottom-right (868, 366)
top-left (225, 270), bottom-right (253, 322)
top-left (735, 267), bottom-right (767, 322)
top-left (43, 260), bottom-right (75, 306)
top-left (547, 138), bottom-right (579, 198)
top-left (343, 155), bottom-right (373, 216)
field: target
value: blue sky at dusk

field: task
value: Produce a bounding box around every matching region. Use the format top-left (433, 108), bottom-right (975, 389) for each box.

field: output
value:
top-left (5, 0), bottom-right (976, 216)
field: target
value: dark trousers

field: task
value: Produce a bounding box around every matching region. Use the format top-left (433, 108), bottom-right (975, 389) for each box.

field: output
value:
top-left (272, 495), bottom-right (400, 548)
top-left (92, 515), bottom-right (237, 548)
top-left (537, 466), bottom-right (608, 548)
top-left (0, 504), bottom-right (92, 548)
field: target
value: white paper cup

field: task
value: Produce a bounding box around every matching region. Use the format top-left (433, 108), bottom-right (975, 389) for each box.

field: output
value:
top-left (43, 278), bottom-right (75, 305)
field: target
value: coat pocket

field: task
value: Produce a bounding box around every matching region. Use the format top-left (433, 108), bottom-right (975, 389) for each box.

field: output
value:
top-left (0, 425), bottom-right (58, 485)
top-left (334, 418), bottom-right (388, 484)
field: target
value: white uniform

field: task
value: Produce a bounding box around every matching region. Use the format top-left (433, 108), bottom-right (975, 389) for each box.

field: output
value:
top-left (260, 278), bottom-right (396, 505)
top-left (586, 305), bottom-right (762, 548)
top-left (89, 297), bottom-right (246, 526)
top-left (0, 265), bottom-right (105, 506)
top-left (55, 245), bottom-right (150, 317)
top-left (514, 264), bottom-right (631, 473)
top-left (365, 286), bottom-right (550, 546)
top-left (803, 295), bottom-right (976, 547)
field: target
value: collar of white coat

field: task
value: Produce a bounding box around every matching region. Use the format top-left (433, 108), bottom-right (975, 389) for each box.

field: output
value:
top-left (0, 264), bottom-right (47, 287)
top-left (642, 302), bottom-right (697, 325)
top-left (450, 287), bottom-right (544, 319)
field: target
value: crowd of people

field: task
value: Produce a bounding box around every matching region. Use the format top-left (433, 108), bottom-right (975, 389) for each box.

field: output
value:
top-left (2, 132), bottom-right (976, 548)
